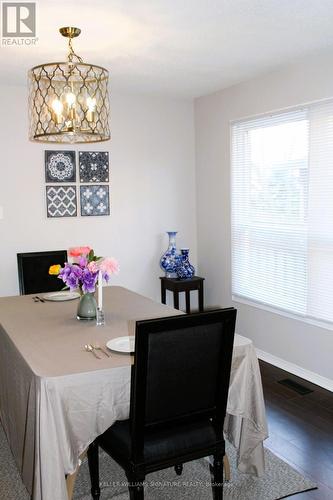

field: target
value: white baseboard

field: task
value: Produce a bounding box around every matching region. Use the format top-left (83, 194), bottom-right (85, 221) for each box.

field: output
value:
top-left (256, 348), bottom-right (333, 393)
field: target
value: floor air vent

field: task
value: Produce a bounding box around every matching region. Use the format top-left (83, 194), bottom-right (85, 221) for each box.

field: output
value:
top-left (277, 378), bottom-right (314, 395)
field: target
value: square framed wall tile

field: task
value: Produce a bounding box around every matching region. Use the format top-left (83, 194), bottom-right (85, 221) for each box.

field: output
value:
top-left (46, 186), bottom-right (77, 218)
top-left (80, 185), bottom-right (110, 216)
top-left (45, 151), bottom-right (76, 183)
top-left (79, 151), bottom-right (109, 183)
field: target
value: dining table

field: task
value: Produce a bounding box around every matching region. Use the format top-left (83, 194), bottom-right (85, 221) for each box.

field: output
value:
top-left (0, 286), bottom-right (268, 500)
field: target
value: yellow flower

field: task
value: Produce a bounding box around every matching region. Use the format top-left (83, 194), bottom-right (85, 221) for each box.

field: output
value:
top-left (49, 264), bottom-right (61, 275)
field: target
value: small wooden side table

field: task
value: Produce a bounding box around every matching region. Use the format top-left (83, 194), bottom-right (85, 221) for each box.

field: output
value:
top-left (160, 276), bottom-right (205, 314)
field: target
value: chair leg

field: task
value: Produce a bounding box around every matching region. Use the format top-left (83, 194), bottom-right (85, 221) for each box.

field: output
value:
top-left (127, 474), bottom-right (145, 500)
top-left (129, 483), bottom-right (144, 500)
top-left (174, 464), bottom-right (183, 476)
top-left (211, 453), bottom-right (224, 500)
top-left (223, 454), bottom-right (231, 482)
top-left (87, 441), bottom-right (101, 500)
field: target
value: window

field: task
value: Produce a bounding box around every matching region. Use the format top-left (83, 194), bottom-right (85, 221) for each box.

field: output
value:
top-left (231, 99), bottom-right (333, 326)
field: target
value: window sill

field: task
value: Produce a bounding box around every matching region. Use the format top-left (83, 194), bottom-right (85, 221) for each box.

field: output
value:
top-left (232, 294), bottom-right (333, 332)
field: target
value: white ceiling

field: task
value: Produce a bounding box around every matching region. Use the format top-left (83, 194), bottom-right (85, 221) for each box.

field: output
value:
top-left (1, 0), bottom-right (333, 98)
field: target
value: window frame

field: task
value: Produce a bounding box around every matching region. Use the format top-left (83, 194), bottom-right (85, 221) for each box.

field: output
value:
top-left (230, 97), bottom-right (333, 332)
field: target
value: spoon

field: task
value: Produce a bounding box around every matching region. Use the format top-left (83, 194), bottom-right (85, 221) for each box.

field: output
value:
top-left (84, 344), bottom-right (101, 359)
top-left (92, 343), bottom-right (110, 357)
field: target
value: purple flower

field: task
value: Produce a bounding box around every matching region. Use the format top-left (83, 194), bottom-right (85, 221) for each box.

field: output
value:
top-left (71, 265), bottom-right (83, 278)
top-left (57, 255), bottom-right (104, 294)
top-left (58, 263), bottom-right (73, 286)
top-left (78, 256), bottom-right (88, 267)
top-left (81, 269), bottom-right (98, 294)
top-left (59, 263), bottom-right (71, 280)
top-left (58, 263), bottom-right (84, 290)
top-left (67, 273), bottom-right (80, 290)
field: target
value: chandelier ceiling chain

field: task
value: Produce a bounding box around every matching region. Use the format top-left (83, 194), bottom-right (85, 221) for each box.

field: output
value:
top-left (67, 38), bottom-right (83, 64)
top-left (28, 27), bottom-right (110, 143)
top-left (61, 27), bottom-right (84, 64)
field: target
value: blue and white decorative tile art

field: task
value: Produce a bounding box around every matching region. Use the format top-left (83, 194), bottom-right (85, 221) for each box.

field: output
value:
top-left (79, 151), bottom-right (109, 183)
top-left (45, 151), bottom-right (76, 183)
top-left (80, 185), bottom-right (110, 216)
top-left (46, 186), bottom-right (77, 218)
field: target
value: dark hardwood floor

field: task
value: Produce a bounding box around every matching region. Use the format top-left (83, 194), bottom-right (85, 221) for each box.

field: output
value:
top-left (259, 360), bottom-right (333, 499)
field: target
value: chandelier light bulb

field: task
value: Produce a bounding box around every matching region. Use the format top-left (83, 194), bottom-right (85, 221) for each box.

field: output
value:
top-left (87, 96), bottom-right (96, 111)
top-left (51, 99), bottom-right (63, 124)
top-left (86, 96), bottom-right (96, 122)
top-left (65, 92), bottom-right (76, 107)
top-left (51, 99), bottom-right (63, 114)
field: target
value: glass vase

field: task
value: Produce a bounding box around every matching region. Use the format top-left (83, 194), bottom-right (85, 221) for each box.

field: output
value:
top-left (176, 248), bottom-right (195, 280)
top-left (160, 231), bottom-right (180, 278)
top-left (77, 292), bottom-right (97, 320)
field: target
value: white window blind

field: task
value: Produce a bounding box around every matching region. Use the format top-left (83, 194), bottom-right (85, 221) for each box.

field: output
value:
top-left (231, 99), bottom-right (333, 326)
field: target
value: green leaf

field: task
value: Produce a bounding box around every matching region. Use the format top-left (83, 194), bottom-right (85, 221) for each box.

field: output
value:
top-left (88, 249), bottom-right (94, 262)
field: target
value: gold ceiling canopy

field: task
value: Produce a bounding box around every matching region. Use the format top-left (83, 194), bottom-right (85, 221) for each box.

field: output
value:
top-left (28, 27), bottom-right (110, 143)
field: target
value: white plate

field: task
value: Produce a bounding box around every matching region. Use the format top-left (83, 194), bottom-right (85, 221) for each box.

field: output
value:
top-left (41, 291), bottom-right (81, 302)
top-left (106, 336), bottom-right (135, 354)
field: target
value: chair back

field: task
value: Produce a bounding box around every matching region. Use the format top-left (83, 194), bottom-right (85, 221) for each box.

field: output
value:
top-left (130, 308), bottom-right (236, 457)
top-left (17, 250), bottom-right (67, 295)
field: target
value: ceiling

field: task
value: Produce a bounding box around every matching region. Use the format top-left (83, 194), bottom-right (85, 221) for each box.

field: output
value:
top-left (1, 0), bottom-right (333, 98)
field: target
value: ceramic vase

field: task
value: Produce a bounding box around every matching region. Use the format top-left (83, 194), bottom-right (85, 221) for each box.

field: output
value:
top-left (176, 248), bottom-right (195, 279)
top-left (160, 231), bottom-right (180, 278)
top-left (77, 292), bottom-right (97, 320)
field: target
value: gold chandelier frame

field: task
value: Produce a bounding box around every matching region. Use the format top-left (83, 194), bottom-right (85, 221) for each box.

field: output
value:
top-left (28, 27), bottom-right (110, 143)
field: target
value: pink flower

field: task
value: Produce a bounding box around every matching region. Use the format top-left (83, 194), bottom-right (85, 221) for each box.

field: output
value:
top-left (87, 261), bottom-right (99, 273)
top-left (98, 257), bottom-right (119, 275)
top-left (68, 246), bottom-right (91, 258)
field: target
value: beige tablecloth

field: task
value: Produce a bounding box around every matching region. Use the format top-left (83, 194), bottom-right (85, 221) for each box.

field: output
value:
top-left (0, 286), bottom-right (268, 500)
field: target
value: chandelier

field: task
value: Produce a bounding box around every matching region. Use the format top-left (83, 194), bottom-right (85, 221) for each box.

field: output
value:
top-left (28, 27), bottom-right (110, 143)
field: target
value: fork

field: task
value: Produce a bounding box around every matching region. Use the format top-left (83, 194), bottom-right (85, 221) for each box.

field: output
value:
top-left (33, 296), bottom-right (45, 303)
top-left (92, 343), bottom-right (111, 358)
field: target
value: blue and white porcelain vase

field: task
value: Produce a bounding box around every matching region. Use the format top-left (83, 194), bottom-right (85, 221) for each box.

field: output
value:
top-left (176, 248), bottom-right (195, 280)
top-left (160, 231), bottom-right (180, 278)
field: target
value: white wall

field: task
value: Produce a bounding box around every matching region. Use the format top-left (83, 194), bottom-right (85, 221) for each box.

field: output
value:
top-left (0, 85), bottom-right (197, 303)
top-left (195, 51), bottom-right (333, 382)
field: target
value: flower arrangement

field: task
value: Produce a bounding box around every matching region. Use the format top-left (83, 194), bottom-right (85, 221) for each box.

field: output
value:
top-left (49, 247), bottom-right (119, 294)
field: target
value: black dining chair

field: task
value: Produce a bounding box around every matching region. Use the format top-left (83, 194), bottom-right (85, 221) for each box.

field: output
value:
top-left (17, 250), bottom-right (67, 295)
top-left (87, 308), bottom-right (237, 500)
